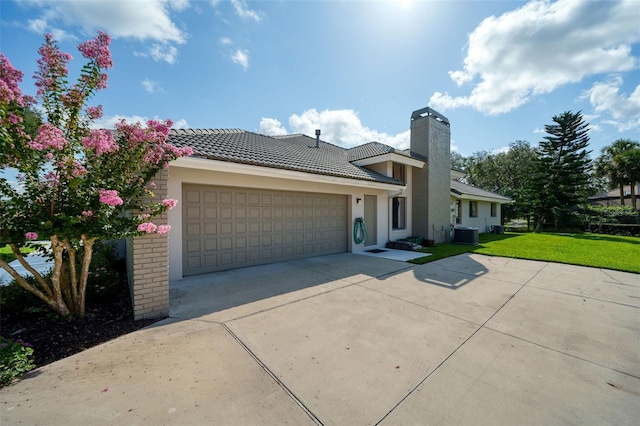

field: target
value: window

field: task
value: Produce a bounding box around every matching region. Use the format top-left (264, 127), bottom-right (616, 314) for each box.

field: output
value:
top-left (491, 203), bottom-right (497, 217)
top-left (393, 163), bottom-right (405, 183)
top-left (456, 200), bottom-right (462, 224)
top-left (392, 197), bottom-right (406, 229)
top-left (469, 201), bottom-right (478, 218)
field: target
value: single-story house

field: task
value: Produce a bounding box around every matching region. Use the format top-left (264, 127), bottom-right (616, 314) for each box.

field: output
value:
top-left (450, 171), bottom-right (512, 232)
top-left (588, 185), bottom-right (639, 209)
top-left (124, 107), bottom-right (500, 319)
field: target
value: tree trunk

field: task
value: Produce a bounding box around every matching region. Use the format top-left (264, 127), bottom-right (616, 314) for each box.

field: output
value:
top-left (535, 213), bottom-right (545, 233)
top-left (0, 248), bottom-right (71, 317)
top-left (619, 183), bottom-right (625, 206)
top-left (74, 236), bottom-right (95, 318)
top-left (631, 182), bottom-right (637, 211)
top-left (0, 236), bottom-right (97, 319)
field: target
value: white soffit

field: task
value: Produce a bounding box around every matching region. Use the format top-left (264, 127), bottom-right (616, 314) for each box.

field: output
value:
top-left (172, 156), bottom-right (405, 191)
top-left (352, 153), bottom-right (424, 168)
top-left (451, 192), bottom-right (512, 204)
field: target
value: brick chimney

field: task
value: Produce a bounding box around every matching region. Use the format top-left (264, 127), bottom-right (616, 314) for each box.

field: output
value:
top-left (410, 107), bottom-right (451, 243)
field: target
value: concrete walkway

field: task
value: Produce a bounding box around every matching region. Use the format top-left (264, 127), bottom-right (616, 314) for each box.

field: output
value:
top-left (1, 253), bottom-right (639, 425)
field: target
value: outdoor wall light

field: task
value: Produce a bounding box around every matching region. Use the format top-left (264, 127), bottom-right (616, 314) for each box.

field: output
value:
top-left (356, 198), bottom-right (362, 204)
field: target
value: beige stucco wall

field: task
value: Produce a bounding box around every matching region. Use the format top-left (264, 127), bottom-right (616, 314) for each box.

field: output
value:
top-left (166, 163), bottom-right (411, 281)
top-left (452, 196), bottom-right (502, 231)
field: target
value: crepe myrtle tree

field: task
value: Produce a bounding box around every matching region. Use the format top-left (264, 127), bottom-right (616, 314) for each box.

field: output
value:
top-left (0, 32), bottom-right (192, 318)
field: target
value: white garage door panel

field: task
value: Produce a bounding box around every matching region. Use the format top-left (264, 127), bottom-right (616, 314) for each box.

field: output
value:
top-left (183, 185), bottom-right (348, 276)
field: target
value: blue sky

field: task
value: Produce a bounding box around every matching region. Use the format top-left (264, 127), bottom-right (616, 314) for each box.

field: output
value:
top-left (2, 0), bottom-right (639, 158)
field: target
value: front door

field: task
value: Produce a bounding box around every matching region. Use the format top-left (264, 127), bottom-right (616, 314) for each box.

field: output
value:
top-left (364, 195), bottom-right (377, 246)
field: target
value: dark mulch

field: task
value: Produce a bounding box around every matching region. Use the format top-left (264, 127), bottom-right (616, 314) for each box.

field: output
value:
top-left (0, 267), bottom-right (162, 368)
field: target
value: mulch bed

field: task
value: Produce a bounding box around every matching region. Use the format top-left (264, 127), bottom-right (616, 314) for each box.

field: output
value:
top-left (0, 271), bottom-right (162, 368)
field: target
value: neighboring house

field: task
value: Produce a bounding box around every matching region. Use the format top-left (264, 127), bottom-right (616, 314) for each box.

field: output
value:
top-left (449, 176), bottom-right (512, 232)
top-left (588, 185), bottom-right (640, 209)
top-left (125, 107), bottom-right (453, 319)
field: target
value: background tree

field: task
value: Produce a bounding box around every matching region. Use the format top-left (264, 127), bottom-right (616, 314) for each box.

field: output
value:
top-left (450, 151), bottom-right (466, 171)
top-left (594, 139), bottom-right (640, 206)
top-left (616, 147), bottom-right (640, 209)
top-left (529, 111), bottom-right (592, 232)
top-left (454, 141), bottom-right (537, 224)
top-left (0, 33), bottom-right (192, 318)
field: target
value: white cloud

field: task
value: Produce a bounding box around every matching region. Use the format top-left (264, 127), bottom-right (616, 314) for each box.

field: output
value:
top-left (92, 115), bottom-right (189, 130)
top-left (231, 49), bottom-right (250, 70)
top-left (259, 118), bottom-right (288, 136)
top-left (492, 146), bottom-right (510, 155)
top-left (23, 0), bottom-right (187, 63)
top-left (430, 0), bottom-right (640, 115)
top-left (230, 0), bottom-right (261, 22)
top-left (149, 43), bottom-right (179, 63)
top-left (219, 37), bottom-right (232, 45)
top-left (262, 109), bottom-right (411, 149)
top-left (142, 79), bottom-right (161, 94)
top-left (27, 18), bottom-right (47, 34)
top-left (581, 77), bottom-right (640, 132)
top-left (173, 119), bottom-right (189, 129)
top-left (168, 0), bottom-right (190, 12)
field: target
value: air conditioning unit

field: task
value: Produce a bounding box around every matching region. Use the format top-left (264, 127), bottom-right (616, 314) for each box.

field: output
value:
top-left (454, 227), bottom-right (479, 245)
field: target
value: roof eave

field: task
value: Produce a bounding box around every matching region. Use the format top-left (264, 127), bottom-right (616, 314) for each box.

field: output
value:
top-left (352, 153), bottom-right (425, 168)
top-left (451, 191), bottom-right (512, 203)
top-left (172, 156), bottom-right (405, 190)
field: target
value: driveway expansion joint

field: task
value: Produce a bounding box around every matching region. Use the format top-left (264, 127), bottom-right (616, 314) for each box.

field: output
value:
top-left (481, 327), bottom-right (640, 380)
top-left (221, 323), bottom-right (324, 425)
top-left (376, 258), bottom-right (545, 424)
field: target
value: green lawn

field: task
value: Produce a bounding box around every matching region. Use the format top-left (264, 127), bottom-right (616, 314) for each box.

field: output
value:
top-left (0, 245), bottom-right (35, 263)
top-left (410, 232), bottom-right (640, 274)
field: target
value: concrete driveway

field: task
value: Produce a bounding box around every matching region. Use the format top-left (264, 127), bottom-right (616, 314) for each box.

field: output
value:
top-left (2, 253), bottom-right (639, 425)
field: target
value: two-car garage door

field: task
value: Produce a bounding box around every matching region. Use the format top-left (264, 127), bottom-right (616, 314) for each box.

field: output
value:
top-left (182, 184), bottom-right (348, 276)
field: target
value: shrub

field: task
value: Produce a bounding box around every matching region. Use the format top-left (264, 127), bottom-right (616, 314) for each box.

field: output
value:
top-left (0, 273), bottom-right (51, 315)
top-left (0, 337), bottom-right (35, 387)
top-left (581, 205), bottom-right (640, 225)
top-left (85, 242), bottom-right (122, 304)
top-left (587, 223), bottom-right (640, 236)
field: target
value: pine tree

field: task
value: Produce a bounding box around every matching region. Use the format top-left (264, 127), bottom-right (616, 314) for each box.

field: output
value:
top-left (531, 111), bottom-right (592, 232)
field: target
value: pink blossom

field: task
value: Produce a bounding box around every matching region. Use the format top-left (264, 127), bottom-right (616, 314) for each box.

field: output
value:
top-left (162, 198), bottom-right (178, 209)
top-left (34, 34), bottom-right (72, 97)
top-left (99, 189), bottom-right (123, 206)
top-left (86, 105), bottom-right (103, 120)
top-left (25, 232), bottom-right (38, 240)
top-left (71, 160), bottom-right (87, 177)
top-left (82, 129), bottom-right (117, 155)
top-left (6, 112), bottom-right (22, 125)
top-left (78, 31), bottom-right (112, 69)
top-left (0, 53), bottom-right (25, 105)
top-left (149, 182), bottom-right (156, 189)
top-left (157, 225), bottom-right (171, 235)
top-left (137, 222), bottom-right (158, 234)
top-left (98, 73), bottom-right (108, 90)
top-left (45, 152), bottom-right (53, 160)
top-left (82, 210), bottom-right (94, 217)
top-left (139, 213), bottom-right (151, 219)
top-left (42, 171), bottom-right (59, 189)
top-left (30, 124), bottom-right (67, 151)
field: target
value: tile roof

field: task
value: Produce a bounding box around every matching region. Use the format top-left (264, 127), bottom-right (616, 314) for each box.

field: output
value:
top-left (346, 142), bottom-right (415, 162)
top-left (169, 129), bottom-right (404, 185)
top-left (450, 180), bottom-right (512, 202)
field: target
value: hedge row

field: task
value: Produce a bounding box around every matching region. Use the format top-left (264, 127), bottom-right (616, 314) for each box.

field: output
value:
top-left (587, 223), bottom-right (640, 237)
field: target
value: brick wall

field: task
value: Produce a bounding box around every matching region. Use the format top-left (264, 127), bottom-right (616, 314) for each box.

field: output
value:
top-left (126, 169), bottom-right (170, 320)
top-left (410, 108), bottom-right (451, 243)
